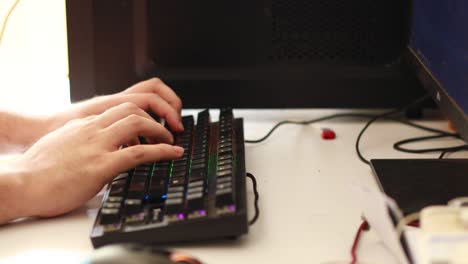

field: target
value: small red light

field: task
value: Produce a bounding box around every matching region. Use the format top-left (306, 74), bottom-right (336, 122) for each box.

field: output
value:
top-left (321, 129), bottom-right (336, 140)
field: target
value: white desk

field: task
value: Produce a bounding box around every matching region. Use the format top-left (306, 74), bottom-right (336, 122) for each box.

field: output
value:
top-left (1, 109), bottom-right (466, 264)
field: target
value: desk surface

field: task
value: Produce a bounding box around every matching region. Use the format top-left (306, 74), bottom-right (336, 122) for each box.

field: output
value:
top-left (1, 109), bottom-right (466, 263)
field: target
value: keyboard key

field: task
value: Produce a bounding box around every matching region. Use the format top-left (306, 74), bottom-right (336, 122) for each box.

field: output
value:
top-left (191, 158), bottom-right (206, 165)
top-left (187, 192), bottom-right (203, 200)
top-left (191, 153), bottom-right (206, 160)
top-left (187, 198), bottom-right (204, 211)
top-left (151, 208), bottom-right (163, 223)
top-left (188, 180), bottom-right (204, 188)
top-left (147, 190), bottom-right (165, 201)
top-left (218, 159), bottom-right (232, 166)
top-left (124, 199), bottom-right (142, 214)
top-left (187, 209), bottom-right (207, 220)
top-left (188, 186), bottom-right (203, 194)
top-left (216, 187), bottom-right (233, 195)
top-left (103, 202), bottom-right (122, 209)
top-left (220, 138), bottom-right (232, 144)
top-left (217, 176), bottom-right (232, 184)
top-left (165, 199), bottom-right (184, 214)
top-left (107, 196), bottom-right (123, 203)
top-left (189, 170), bottom-right (205, 182)
top-left (219, 146), bottom-right (232, 154)
top-left (166, 192), bottom-right (184, 199)
top-left (169, 177), bottom-right (186, 186)
top-left (217, 182), bottom-right (232, 190)
top-left (217, 169), bottom-right (232, 177)
top-left (111, 180), bottom-right (126, 188)
top-left (125, 212), bottom-right (146, 225)
top-left (100, 208), bottom-right (120, 225)
top-left (172, 170), bottom-right (186, 178)
top-left (127, 183), bottom-right (146, 199)
top-left (172, 165), bottom-right (187, 173)
top-left (218, 154), bottom-right (233, 161)
top-left (167, 186), bottom-right (184, 193)
top-left (166, 198), bottom-right (183, 205)
top-left (217, 164), bottom-right (232, 171)
top-left (216, 193), bottom-right (234, 207)
top-left (166, 213), bottom-right (185, 223)
top-left (191, 163), bottom-right (206, 170)
top-left (109, 186), bottom-right (125, 196)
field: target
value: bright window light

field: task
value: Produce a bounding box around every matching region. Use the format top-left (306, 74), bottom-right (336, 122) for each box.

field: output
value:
top-left (0, 0), bottom-right (70, 115)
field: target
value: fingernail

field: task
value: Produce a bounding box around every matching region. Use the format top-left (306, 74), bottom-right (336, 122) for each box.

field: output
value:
top-left (179, 122), bottom-right (184, 131)
top-left (173, 146), bottom-right (184, 154)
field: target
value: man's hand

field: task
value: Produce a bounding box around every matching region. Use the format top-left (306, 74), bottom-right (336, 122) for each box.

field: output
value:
top-left (1, 103), bottom-right (184, 222)
top-left (0, 78), bottom-right (183, 153)
top-left (48, 78), bottom-right (184, 142)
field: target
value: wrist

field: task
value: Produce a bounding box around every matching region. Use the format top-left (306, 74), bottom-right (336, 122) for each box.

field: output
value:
top-left (27, 115), bottom-right (54, 146)
top-left (0, 158), bottom-right (30, 224)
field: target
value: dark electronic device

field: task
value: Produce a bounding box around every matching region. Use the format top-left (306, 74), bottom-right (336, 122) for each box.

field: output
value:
top-left (66, 0), bottom-right (425, 108)
top-left (90, 109), bottom-right (248, 247)
top-left (372, 0), bottom-right (468, 220)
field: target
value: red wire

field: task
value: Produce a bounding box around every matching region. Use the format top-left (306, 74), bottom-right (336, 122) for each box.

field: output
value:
top-left (350, 220), bottom-right (369, 264)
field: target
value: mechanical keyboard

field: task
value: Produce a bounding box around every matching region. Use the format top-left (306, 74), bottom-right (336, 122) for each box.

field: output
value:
top-left (90, 109), bottom-right (248, 247)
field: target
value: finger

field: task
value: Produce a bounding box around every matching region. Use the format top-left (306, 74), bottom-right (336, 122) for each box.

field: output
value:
top-left (89, 94), bottom-right (182, 132)
top-left (144, 94), bottom-right (184, 132)
top-left (94, 102), bottom-right (155, 128)
top-left (103, 114), bottom-right (174, 147)
top-left (115, 93), bottom-right (183, 132)
top-left (124, 78), bottom-right (183, 113)
top-left (105, 144), bottom-right (184, 180)
top-left (125, 137), bottom-right (140, 147)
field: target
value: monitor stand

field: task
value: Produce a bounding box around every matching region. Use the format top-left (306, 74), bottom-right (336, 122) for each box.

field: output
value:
top-left (370, 159), bottom-right (468, 215)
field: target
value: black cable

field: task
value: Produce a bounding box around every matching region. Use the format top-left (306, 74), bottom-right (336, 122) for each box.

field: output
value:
top-left (245, 113), bottom-right (376, 144)
top-left (355, 94), bottom-right (432, 165)
top-left (439, 146), bottom-right (468, 159)
top-left (394, 134), bottom-right (467, 154)
top-left (244, 105), bottom-right (449, 146)
top-left (244, 94), bottom-right (465, 164)
top-left (246, 172), bottom-right (259, 226)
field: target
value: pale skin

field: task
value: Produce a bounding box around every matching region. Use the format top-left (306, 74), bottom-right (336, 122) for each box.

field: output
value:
top-left (0, 78), bottom-right (185, 224)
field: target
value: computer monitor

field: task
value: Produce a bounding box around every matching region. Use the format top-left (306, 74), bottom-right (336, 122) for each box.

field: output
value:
top-left (404, 0), bottom-right (468, 141)
top-left (371, 0), bottom-right (468, 227)
top-left (66, 0), bottom-right (425, 108)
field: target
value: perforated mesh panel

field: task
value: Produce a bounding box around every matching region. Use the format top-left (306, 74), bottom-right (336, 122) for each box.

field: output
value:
top-left (270, 0), bottom-right (409, 64)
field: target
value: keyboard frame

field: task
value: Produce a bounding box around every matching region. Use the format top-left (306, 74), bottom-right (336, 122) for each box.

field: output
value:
top-left (90, 118), bottom-right (248, 247)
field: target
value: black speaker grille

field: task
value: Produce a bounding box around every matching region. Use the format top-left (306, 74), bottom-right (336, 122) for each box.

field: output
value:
top-left (270, 0), bottom-right (409, 64)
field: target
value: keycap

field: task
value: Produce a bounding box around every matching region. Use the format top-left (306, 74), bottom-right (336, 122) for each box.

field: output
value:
top-left (124, 199), bottom-right (142, 214)
top-left (100, 208), bottom-right (120, 225)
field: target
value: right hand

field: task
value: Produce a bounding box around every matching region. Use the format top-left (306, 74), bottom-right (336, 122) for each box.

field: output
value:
top-left (23, 78), bottom-right (184, 151)
top-left (11, 102), bottom-right (184, 219)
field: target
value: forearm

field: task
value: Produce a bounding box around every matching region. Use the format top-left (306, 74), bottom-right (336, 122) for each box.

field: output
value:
top-left (0, 111), bottom-right (51, 153)
top-left (0, 159), bottom-right (28, 224)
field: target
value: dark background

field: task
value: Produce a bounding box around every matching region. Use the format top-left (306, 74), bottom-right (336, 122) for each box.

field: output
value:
top-left (66, 0), bottom-right (426, 108)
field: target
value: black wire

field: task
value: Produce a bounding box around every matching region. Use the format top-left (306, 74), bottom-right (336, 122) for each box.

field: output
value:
top-left (246, 172), bottom-right (259, 226)
top-left (439, 146), bottom-right (468, 159)
top-left (394, 134), bottom-right (467, 154)
top-left (245, 113), bottom-right (376, 144)
top-left (355, 111), bottom-right (399, 165)
top-left (355, 94), bottom-right (432, 165)
top-left (244, 94), bottom-right (465, 165)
